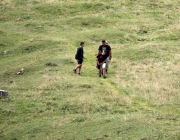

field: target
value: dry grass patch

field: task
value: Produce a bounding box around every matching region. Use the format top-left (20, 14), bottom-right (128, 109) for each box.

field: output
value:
top-left (116, 59), bottom-right (180, 105)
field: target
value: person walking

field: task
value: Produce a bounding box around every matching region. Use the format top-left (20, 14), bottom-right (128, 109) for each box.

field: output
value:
top-left (98, 40), bottom-right (112, 73)
top-left (73, 42), bottom-right (84, 75)
top-left (96, 50), bottom-right (108, 78)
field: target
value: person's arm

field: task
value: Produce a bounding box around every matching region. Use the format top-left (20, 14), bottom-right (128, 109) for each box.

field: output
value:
top-left (96, 58), bottom-right (100, 65)
top-left (96, 54), bottom-right (101, 65)
top-left (75, 49), bottom-right (78, 60)
top-left (98, 46), bottom-right (101, 55)
top-left (101, 59), bottom-right (107, 64)
top-left (75, 47), bottom-right (81, 60)
top-left (109, 50), bottom-right (112, 60)
top-left (107, 45), bottom-right (112, 60)
top-left (81, 48), bottom-right (84, 59)
top-left (99, 56), bottom-right (107, 65)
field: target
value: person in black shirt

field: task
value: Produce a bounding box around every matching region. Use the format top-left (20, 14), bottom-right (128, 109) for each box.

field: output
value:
top-left (73, 42), bottom-right (84, 75)
top-left (96, 50), bottom-right (108, 78)
top-left (98, 40), bottom-right (112, 73)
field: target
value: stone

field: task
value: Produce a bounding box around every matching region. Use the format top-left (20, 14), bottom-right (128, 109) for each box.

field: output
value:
top-left (0, 90), bottom-right (8, 97)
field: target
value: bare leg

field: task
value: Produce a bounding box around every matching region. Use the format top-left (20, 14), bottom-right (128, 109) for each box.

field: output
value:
top-left (99, 69), bottom-right (101, 77)
top-left (102, 63), bottom-right (106, 78)
top-left (101, 68), bottom-right (103, 75)
top-left (106, 57), bottom-right (110, 73)
top-left (73, 64), bottom-right (82, 74)
top-left (102, 68), bottom-right (106, 76)
top-left (78, 65), bottom-right (82, 74)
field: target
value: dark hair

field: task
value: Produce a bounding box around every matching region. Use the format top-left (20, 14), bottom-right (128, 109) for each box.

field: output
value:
top-left (102, 40), bottom-right (106, 43)
top-left (80, 42), bottom-right (84, 45)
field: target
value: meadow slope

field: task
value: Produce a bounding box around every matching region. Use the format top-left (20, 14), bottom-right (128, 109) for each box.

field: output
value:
top-left (0, 0), bottom-right (180, 140)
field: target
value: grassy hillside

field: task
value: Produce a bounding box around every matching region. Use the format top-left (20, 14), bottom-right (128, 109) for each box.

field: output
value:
top-left (0, 0), bottom-right (180, 140)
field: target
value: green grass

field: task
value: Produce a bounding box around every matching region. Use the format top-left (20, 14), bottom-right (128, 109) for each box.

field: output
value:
top-left (0, 0), bottom-right (180, 139)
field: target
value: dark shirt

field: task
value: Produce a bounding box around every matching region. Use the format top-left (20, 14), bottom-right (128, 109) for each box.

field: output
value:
top-left (97, 54), bottom-right (108, 63)
top-left (98, 45), bottom-right (111, 56)
top-left (75, 47), bottom-right (84, 60)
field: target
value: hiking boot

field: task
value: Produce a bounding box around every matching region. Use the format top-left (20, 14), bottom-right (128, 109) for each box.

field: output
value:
top-left (103, 75), bottom-right (106, 79)
top-left (73, 69), bottom-right (76, 74)
top-left (78, 73), bottom-right (80, 75)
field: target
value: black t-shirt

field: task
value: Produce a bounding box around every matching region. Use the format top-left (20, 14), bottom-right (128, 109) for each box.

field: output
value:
top-left (98, 45), bottom-right (111, 56)
top-left (75, 47), bottom-right (84, 60)
top-left (97, 54), bottom-right (108, 63)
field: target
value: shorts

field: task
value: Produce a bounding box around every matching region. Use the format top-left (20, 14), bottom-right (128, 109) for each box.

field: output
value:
top-left (97, 63), bottom-right (106, 69)
top-left (102, 63), bottom-right (106, 69)
top-left (77, 58), bottom-right (83, 64)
